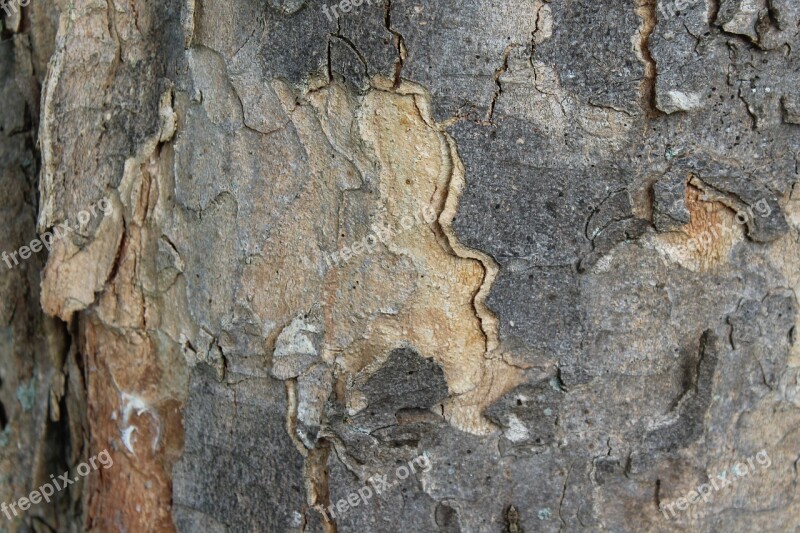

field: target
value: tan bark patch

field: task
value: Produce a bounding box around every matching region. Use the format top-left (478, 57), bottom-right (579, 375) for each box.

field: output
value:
top-left (40, 199), bottom-right (125, 321)
top-left (652, 184), bottom-right (746, 272)
top-left (244, 78), bottom-right (522, 435)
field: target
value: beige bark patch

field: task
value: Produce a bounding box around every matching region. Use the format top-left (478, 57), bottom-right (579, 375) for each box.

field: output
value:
top-left (248, 78), bottom-right (522, 435)
top-left (348, 82), bottom-right (519, 433)
top-left (40, 197), bottom-right (125, 321)
top-left (651, 184), bottom-right (746, 272)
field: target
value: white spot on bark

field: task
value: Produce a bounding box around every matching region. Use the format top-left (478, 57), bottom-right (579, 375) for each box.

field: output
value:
top-left (505, 414), bottom-right (530, 443)
top-left (118, 392), bottom-right (161, 455)
top-left (121, 426), bottom-right (138, 454)
top-left (667, 91), bottom-right (704, 111)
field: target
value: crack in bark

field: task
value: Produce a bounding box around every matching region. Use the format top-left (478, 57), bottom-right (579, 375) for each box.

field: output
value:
top-left (557, 468), bottom-right (570, 532)
top-left (643, 330), bottom-right (718, 454)
top-left (286, 379), bottom-right (309, 457)
top-left (654, 478), bottom-right (662, 510)
top-left (530, 1), bottom-right (544, 61)
top-left (102, 0), bottom-right (122, 93)
top-left (37, 2), bottom-right (70, 232)
top-left (634, 0), bottom-right (660, 117)
top-left (331, 34), bottom-right (370, 79)
top-left (486, 44), bottom-right (520, 124)
top-left (737, 86), bottom-right (759, 129)
top-left (764, 0), bottom-right (781, 29)
top-left (439, 134), bottom-right (502, 356)
top-left (708, 0), bottom-right (721, 25)
top-left (305, 440), bottom-right (337, 533)
top-left (384, 0), bottom-right (406, 87)
top-left (583, 188), bottom-right (629, 241)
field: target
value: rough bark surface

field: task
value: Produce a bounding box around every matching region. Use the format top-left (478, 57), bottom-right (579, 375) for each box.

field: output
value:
top-left (1, 0), bottom-right (799, 532)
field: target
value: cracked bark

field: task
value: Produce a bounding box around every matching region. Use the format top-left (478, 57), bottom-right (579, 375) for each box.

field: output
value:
top-left (1, 0), bottom-right (800, 532)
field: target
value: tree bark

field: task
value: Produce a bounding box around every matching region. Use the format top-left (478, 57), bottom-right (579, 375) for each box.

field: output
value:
top-left (1, 0), bottom-right (799, 531)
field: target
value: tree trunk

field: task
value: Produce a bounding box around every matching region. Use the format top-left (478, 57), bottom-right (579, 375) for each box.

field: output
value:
top-left (1, 0), bottom-right (799, 531)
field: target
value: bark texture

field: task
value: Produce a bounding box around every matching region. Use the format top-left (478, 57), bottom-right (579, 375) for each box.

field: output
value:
top-left (1, 0), bottom-right (800, 532)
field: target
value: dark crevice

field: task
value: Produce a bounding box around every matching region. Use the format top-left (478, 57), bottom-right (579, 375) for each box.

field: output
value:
top-left (331, 34), bottom-right (370, 79)
top-left (306, 439), bottom-right (337, 533)
top-left (654, 478), bottom-right (662, 509)
top-left (41, 388), bottom-right (74, 529)
top-left (557, 468), bottom-right (570, 532)
top-left (708, 0), bottom-right (721, 25)
top-left (487, 44), bottom-right (519, 124)
top-left (326, 37), bottom-right (333, 82)
top-left (583, 188), bottom-right (628, 242)
top-left (643, 330), bottom-right (719, 454)
top-left (737, 87), bottom-right (758, 129)
top-left (384, 0), bottom-right (405, 87)
top-left (635, 0), bottom-right (661, 117)
top-left (0, 398), bottom-right (7, 430)
top-left (763, 0), bottom-right (782, 32)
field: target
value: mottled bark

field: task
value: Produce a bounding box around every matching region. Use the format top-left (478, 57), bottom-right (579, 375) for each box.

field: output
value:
top-left (1, 0), bottom-right (799, 532)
